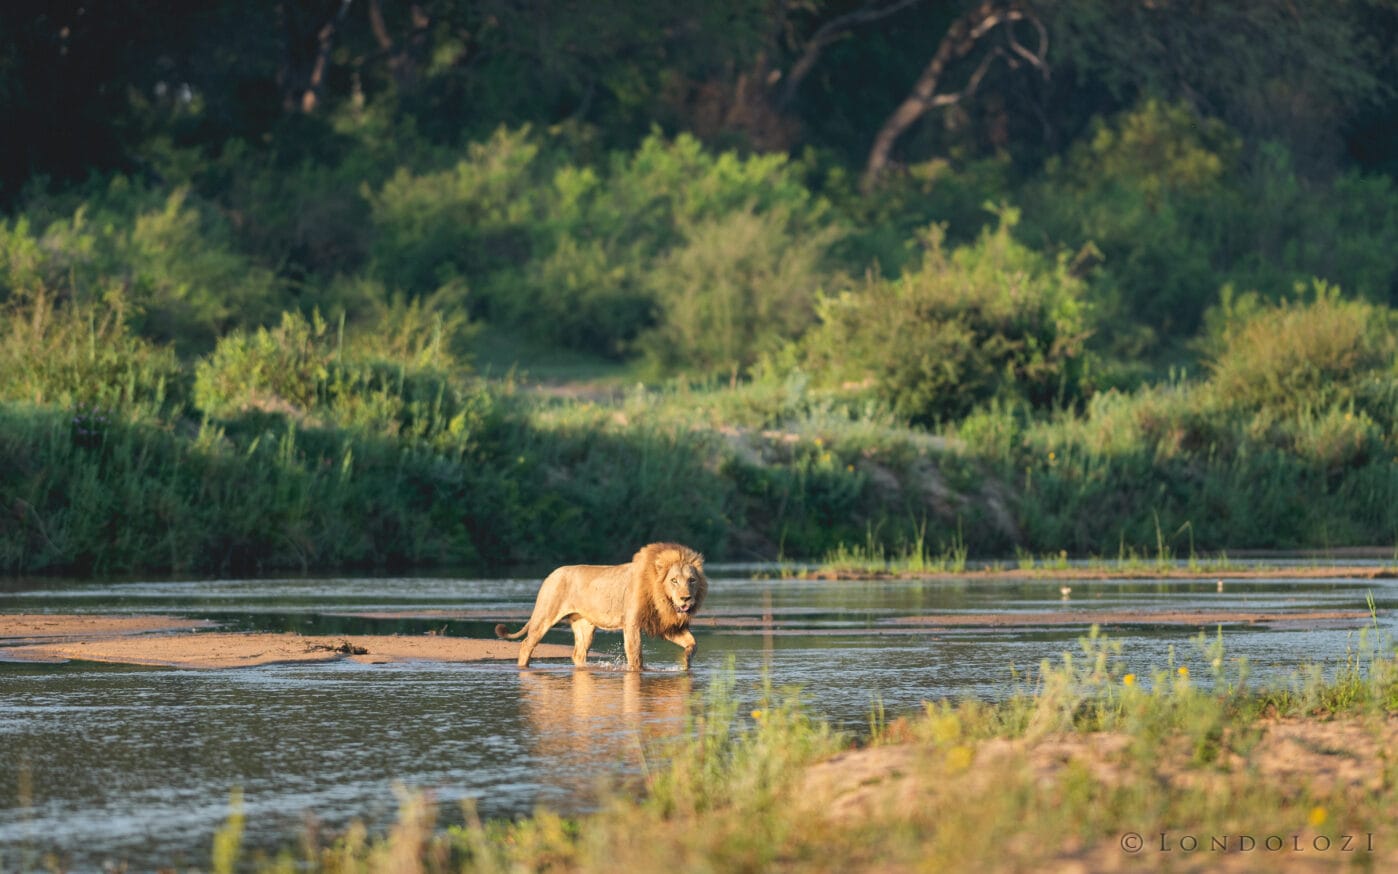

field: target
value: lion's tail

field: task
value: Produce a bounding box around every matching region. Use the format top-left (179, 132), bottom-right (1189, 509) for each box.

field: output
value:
top-left (495, 622), bottom-right (529, 640)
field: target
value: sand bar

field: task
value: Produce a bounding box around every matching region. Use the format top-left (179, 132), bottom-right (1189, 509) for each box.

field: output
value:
top-left (0, 613), bottom-right (572, 669)
top-left (0, 613), bottom-right (215, 643)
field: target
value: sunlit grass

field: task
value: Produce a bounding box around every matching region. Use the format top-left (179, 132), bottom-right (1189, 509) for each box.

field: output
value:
top-left (819, 520), bottom-right (969, 576)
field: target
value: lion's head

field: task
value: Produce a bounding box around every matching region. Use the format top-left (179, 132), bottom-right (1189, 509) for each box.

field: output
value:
top-left (634, 542), bottom-right (708, 634)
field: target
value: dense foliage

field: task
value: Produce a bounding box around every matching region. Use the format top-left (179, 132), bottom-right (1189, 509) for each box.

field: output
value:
top-left (2, 1), bottom-right (1397, 573)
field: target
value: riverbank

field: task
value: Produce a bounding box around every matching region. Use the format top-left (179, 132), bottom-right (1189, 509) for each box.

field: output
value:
top-left (208, 629), bottom-right (1396, 873)
top-left (5, 349), bottom-right (1398, 579)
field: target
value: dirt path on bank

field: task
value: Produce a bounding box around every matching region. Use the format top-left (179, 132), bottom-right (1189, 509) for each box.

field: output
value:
top-left (802, 714), bottom-right (1398, 872)
top-left (0, 614), bottom-right (572, 668)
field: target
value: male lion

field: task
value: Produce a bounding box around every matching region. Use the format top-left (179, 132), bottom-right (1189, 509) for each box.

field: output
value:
top-left (495, 542), bottom-right (708, 670)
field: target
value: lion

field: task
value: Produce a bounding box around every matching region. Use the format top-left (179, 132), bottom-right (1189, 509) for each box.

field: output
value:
top-left (495, 542), bottom-right (708, 670)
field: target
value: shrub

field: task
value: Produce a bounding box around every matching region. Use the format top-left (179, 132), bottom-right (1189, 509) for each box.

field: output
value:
top-left (803, 212), bottom-right (1092, 424)
top-left (1024, 99), bottom-right (1237, 345)
top-left (1026, 99), bottom-right (1398, 358)
top-left (368, 126), bottom-right (543, 300)
top-left (4, 179), bottom-right (283, 353)
top-left (193, 309), bottom-right (480, 441)
top-left (1217, 144), bottom-right (1398, 309)
top-left (366, 128), bottom-right (840, 363)
top-left (639, 207), bottom-right (841, 376)
top-left (1202, 281), bottom-right (1398, 418)
top-left (0, 292), bottom-right (182, 415)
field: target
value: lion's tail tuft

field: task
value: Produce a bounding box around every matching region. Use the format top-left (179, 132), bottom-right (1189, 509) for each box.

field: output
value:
top-left (495, 622), bottom-right (528, 640)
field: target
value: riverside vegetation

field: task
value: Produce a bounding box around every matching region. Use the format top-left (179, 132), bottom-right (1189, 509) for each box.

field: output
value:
top-left (3, 190), bottom-right (1396, 574)
top-left (4, 2), bottom-right (1398, 575)
top-left (194, 627), bottom-right (1398, 873)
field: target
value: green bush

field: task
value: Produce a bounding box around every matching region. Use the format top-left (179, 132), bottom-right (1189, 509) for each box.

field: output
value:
top-left (0, 292), bottom-right (182, 416)
top-left (639, 207), bottom-right (840, 375)
top-left (1217, 145), bottom-right (1398, 309)
top-left (1202, 282), bottom-right (1398, 419)
top-left (803, 212), bottom-right (1092, 424)
top-left (366, 128), bottom-right (840, 364)
top-left (1026, 99), bottom-right (1398, 360)
top-left (3, 179), bottom-right (283, 353)
top-left (193, 309), bottom-right (482, 442)
top-left (1025, 100), bottom-right (1237, 346)
top-left (368, 126), bottom-right (544, 301)
top-left (509, 235), bottom-right (649, 356)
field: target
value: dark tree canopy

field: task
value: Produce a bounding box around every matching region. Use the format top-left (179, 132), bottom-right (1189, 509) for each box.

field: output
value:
top-left (4, 0), bottom-right (1396, 201)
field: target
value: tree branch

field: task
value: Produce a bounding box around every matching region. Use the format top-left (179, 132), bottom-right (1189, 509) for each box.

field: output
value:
top-left (301, 0), bottom-right (355, 113)
top-left (861, 0), bottom-right (1047, 192)
top-left (368, 0), bottom-right (393, 51)
top-left (779, 0), bottom-right (924, 107)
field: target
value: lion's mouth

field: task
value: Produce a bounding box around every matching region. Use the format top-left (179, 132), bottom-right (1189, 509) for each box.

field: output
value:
top-left (675, 602), bottom-right (692, 614)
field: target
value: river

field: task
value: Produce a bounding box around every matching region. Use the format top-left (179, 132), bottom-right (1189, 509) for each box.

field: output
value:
top-left (1, 564), bottom-right (1393, 870)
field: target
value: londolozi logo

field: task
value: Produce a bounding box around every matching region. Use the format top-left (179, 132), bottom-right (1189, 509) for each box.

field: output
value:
top-left (1120, 832), bottom-right (1375, 855)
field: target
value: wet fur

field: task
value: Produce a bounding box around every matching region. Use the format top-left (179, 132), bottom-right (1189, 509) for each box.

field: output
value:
top-left (495, 542), bottom-right (708, 670)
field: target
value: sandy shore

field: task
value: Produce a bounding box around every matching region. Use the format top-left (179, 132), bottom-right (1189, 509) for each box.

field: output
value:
top-left (0, 614), bottom-right (572, 669)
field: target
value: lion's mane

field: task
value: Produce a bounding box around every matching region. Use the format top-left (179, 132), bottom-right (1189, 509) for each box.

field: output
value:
top-left (633, 541), bottom-right (708, 636)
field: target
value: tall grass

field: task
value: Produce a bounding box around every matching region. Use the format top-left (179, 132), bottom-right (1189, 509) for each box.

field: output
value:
top-left (5, 266), bottom-right (1398, 574)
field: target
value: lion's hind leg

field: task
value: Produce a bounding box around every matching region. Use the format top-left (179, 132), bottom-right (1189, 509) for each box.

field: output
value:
top-left (569, 618), bottom-right (596, 666)
top-left (515, 623), bottom-right (549, 668)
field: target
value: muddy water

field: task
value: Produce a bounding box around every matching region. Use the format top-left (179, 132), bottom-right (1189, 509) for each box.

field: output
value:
top-left (1, 567), bottom-right (1393, 870)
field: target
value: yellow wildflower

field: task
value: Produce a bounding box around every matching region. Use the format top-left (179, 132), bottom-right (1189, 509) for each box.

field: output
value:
top-left (945, 744), bottom-right (974, 772)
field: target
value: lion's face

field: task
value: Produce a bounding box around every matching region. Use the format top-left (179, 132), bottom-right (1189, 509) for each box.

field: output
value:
top-left (661, 561), bottom-right (704, 616)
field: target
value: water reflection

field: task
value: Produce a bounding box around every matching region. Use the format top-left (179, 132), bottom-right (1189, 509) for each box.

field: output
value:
top-left (519, 669), bottom-right (692, 800)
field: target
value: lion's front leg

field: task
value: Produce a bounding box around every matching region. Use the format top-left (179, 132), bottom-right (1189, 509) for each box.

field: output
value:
top-left (664, 629), bottom-right (697, 669)
top-left (623, 624), bottom-right (644, 671)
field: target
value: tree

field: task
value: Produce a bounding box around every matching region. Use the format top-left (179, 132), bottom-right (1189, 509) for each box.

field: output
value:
top-left (861, 0), bottom-right (1047, 190)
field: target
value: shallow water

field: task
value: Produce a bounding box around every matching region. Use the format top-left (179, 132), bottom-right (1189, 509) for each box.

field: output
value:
top-left (1, 566), bottom-right (1393, 870)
